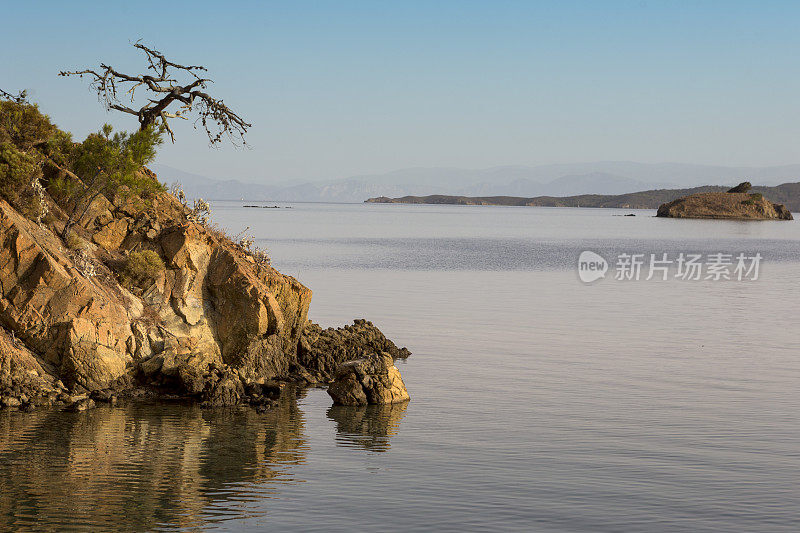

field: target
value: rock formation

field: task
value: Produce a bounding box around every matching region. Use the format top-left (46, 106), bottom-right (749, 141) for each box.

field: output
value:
top-left (656, 191), bottom-right (793, 220)
top-left (0, 169), bottom-right (411, 411)
top-left (297, 319), bottom-right (410, 383)
top-left (727, 181), bottom-right (752, 193)
top-left (0, 327), bottom-right (66, 410)
top-left (327, 352), bottom-right (410, 406)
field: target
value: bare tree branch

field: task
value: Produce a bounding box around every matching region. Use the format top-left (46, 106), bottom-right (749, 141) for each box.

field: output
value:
top-left (133, 41), bottom-right (207, 80)
top-left (59, 42), bottom-right (250, 145)
top-left (0, 88), bottom-right (29, 104)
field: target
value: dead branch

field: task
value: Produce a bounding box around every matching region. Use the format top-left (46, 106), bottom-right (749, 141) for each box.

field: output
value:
top-left (59, 41), bottom-right (250, 145)
top-left (0, 88), bottom-right (28, 104)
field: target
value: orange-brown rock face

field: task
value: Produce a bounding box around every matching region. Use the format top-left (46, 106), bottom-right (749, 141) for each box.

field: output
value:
top-left (0, 182), bottom-right (313, 393)
top-left (143, 222), bottom-right (312, 381)
top-left (0, 199), bottom-right (135, 390)
top-left (124, 193), bottom-right (313, 387)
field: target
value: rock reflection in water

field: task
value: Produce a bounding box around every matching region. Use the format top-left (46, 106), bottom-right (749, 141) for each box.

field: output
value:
top-left (326, 400), bottom-right (409, 452)
top-left (0, 387), bottom-right (309, 531)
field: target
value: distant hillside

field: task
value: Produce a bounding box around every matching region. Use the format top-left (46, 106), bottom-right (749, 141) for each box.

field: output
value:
top-left (366, 182), bottom-right (800, 212)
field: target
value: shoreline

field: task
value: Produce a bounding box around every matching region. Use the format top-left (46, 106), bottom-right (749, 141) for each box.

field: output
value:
top-left (364, 181), bottom-right (800, 211)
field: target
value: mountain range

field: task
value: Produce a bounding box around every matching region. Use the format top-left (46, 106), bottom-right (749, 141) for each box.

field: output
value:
top-left (151, 162), bottom-right (800, 203)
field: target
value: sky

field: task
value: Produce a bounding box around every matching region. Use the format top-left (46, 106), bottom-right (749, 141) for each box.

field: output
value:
top-left (2, 1), bottom-right (800, 183)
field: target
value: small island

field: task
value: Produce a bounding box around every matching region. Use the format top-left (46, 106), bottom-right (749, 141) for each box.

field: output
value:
top-left (656, 182), bottom-right (793, 220)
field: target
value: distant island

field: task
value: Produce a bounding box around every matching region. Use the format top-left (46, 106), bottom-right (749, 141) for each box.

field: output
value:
top-left (656, 182), bottom-right (793, 220)
top-left (366, 182), bottom-right (800, 212)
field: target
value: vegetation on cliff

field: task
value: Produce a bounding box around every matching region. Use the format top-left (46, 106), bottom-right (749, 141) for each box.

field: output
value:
top-left (0, 96), bottom-right (165, 227)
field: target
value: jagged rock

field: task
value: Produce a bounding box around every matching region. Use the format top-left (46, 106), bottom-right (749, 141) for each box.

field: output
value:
top-left (288, 366), bottom-right (322, 385)
top-left (327, 352), bottom-right (410, 406)
top-left (235, 334), bottom-right (288, 383)
top-left (773, 203), bottom-right (794, 219)
top-left (92, 218), bottom-right (129, 250)
top-left (298, 319), bottom-right (411, 381)
top-left (0, 191), bottom-right (314, 393)
top-left (176, 363), bottom-right (207, 396)
top-left (145, 221), bottom-right (312, 378)
top-left (727, 181), bottom-right (752, 193)
top-left (78, 195), bottom-right (115, 230)
top-left (0, 199), bottom-right (134, 389)
top-left (112, 187), bottom-right (147, 217)
top-left (204, 372), bottom-right (245, 406)
top-left (60, 317), bottom-right (131, 391)
top-left (0, 325), bottom-right (61, 401)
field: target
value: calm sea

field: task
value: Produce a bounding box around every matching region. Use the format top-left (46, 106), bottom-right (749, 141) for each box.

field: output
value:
top-left (1, 202), bottom-right (799, 532)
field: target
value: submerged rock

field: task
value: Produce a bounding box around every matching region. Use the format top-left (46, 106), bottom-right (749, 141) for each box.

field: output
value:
top-left (327, 352), bottom-right (410, 406)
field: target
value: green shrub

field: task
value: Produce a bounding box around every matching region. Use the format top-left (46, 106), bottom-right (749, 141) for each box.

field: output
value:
top-left (0, 141), bottom-right (40, 211)
top-left (0, 100), bottom-right (59, 151)
top-left (0, 96), bottom-right (165, 231)
top-left (71, 124), bottom-right (164, 197)
top-left (742, 192), bottom-right (764, 207)
top-left (42, 129), bottom-right (75, 169)
top-left (0, 99), bottom-right (73, 218)
top-left (121, 250), bottom-right (164, 287)
top-left (47, 173), bottom-right (79, 201)
top-left (54, 124), bottom-right (165, 236)
top-left (65, 232), bottom-right (85, 250)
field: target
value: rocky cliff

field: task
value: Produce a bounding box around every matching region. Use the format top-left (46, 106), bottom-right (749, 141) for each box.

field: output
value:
top-left (0, 170), bottom-right (410, 410)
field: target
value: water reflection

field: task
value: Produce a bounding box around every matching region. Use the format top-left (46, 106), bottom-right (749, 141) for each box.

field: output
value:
top-left (0, 388), bottom-right (309, 531)
top-left (326, 401), bottom-right (409, 452)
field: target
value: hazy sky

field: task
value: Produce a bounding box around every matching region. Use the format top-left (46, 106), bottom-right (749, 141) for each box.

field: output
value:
top-left (3, 1), bottom-right (800, 183)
